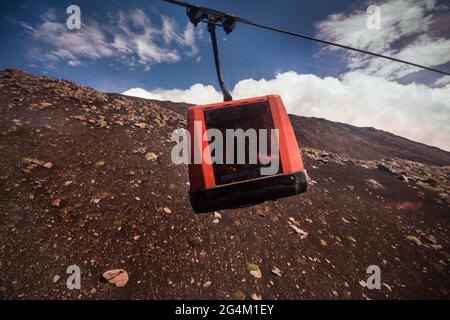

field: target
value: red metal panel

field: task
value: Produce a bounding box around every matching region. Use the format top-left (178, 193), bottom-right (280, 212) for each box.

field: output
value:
top-left (267, 95), bottom-right (304, 173)
top-left (187, 107), bottom-right (216, 191)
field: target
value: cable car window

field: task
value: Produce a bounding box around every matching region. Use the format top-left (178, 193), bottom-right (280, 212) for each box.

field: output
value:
top-left (204, 101), bottom-right (282, 185)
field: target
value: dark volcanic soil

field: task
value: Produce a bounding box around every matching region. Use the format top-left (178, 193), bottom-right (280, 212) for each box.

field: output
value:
top-left (0, 69), bottom-right (449, 300)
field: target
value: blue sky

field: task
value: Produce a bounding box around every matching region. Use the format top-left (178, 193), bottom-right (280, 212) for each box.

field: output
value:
top-left (1, 0), bottom-right (363, 92)
top-left (0, 0), bottom-right (449, 150)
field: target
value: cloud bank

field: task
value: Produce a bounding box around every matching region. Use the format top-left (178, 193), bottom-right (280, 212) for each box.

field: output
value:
top-left (123, 70), bottom-right (450, 151)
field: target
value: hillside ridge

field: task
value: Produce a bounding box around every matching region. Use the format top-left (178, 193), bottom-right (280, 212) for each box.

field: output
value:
top-left (0, 68), bottom-right (448, 300)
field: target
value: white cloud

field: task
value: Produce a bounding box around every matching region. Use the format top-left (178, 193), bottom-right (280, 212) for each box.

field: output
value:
top-left (435, 75), bottom-right (450, 86)
top-left (21, 8), bottom-right (201, 69)
top-left (122, 87), bottom-right (164, 100)
top-left (123, 71), bottom-right (450, 151)
top-left (26, 19), bottom-right (114, 65)
top-left (316, 0), bottom-right (450, 79)
top-left (124, 83), bottom-right (222, 105)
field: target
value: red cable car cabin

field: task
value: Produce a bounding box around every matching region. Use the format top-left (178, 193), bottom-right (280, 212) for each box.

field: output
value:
top-left (188, 95), bottom-right (307, 213)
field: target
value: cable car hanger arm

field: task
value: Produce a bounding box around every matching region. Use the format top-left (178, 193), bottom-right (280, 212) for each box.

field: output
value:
top-left (208, 20), bottom-right (233, 102)
top-left (163, 0), bottom-right (450, 76)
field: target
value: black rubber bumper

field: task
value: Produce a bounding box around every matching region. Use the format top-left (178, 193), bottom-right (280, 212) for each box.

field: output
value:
top-left (189, 170), bottom-right (308, 213)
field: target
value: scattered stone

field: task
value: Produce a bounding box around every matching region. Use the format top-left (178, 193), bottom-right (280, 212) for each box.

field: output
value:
top-left (212, 211), bottom-right (221, 223)
top-left (437, 192), bottom-right (448, 201)
top-left (134, 122), bottom-right (148, 129)
top-left (145, 152), bottom-right (158, 161)
top-left (64, 181), bottom-right (73, 187)
top-left (42, 162), bottom-right (53, 169)
top-left (382, 283), bottom-right (392, 292)
top-left (40, 102), bottom-right (53, 108)
top-left (396, 201), bottom-right (423, 210)
top-left (90, 288), bottom-right (97, 294)
top-left (232, 290), bottom-right (246, 300)
top-left (288, 222), bottom-right (308, 239)
top-left (203, 281), bottom-right (212, 288)
top-left (132, 147), bottom-right (147, 154)
top-left (91, 192), bottom-right (110, 204)
top-left (366, 178), bottom-right (384, 190)
top-left (95, 160), bottom-right (105, 168)
top-left (102, 269), bottom-right (129, 287)
top-left (163, 207), bottom-right (171, 214)
top-left (320, 239), bottom-right (328, 247)
top-left (51, 199), bottom-right (61, 207)
top-left (247, 263), bottom-right (262, 279)
top-left (52, 275), bottom-right (60, 283)
top-left (133, 235), bottom-right (140, 241)
top-left (21, 157), bottom-right (44, 173)
top-left (271, 267), bottom-right (282, 277)
top-left (406, 235), bottom-right (422, 246)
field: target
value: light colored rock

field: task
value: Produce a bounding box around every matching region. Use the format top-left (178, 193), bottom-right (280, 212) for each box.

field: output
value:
top-left (134, 122), bottom-right (148, 129)
top-left (51, 199), bottom-right (61, 207)
top-left (271, 267), bottom-right (282, 277)
top-left (406, 235), bottom-right (422, 246)
top-left (247, 263), bottom-right (262, 279)
top-left (64, 181), bottom-right (73, 187)
top-left (42, 162), bottom-right (53, 169)
top-left (145, 152), bottom-right (158, 161)
top-left (102, 269), bottom-right (129, 287)
top-left (40, 102), bottom-right (53, 108)
top-left (95, 160), bottom-right (105, 168)
top-left (366, 178), bottom-right (384, 190)
top-left (382, 283), bottom-right (392, 292)
top-left (288, 223), bottom-right (308, 239)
